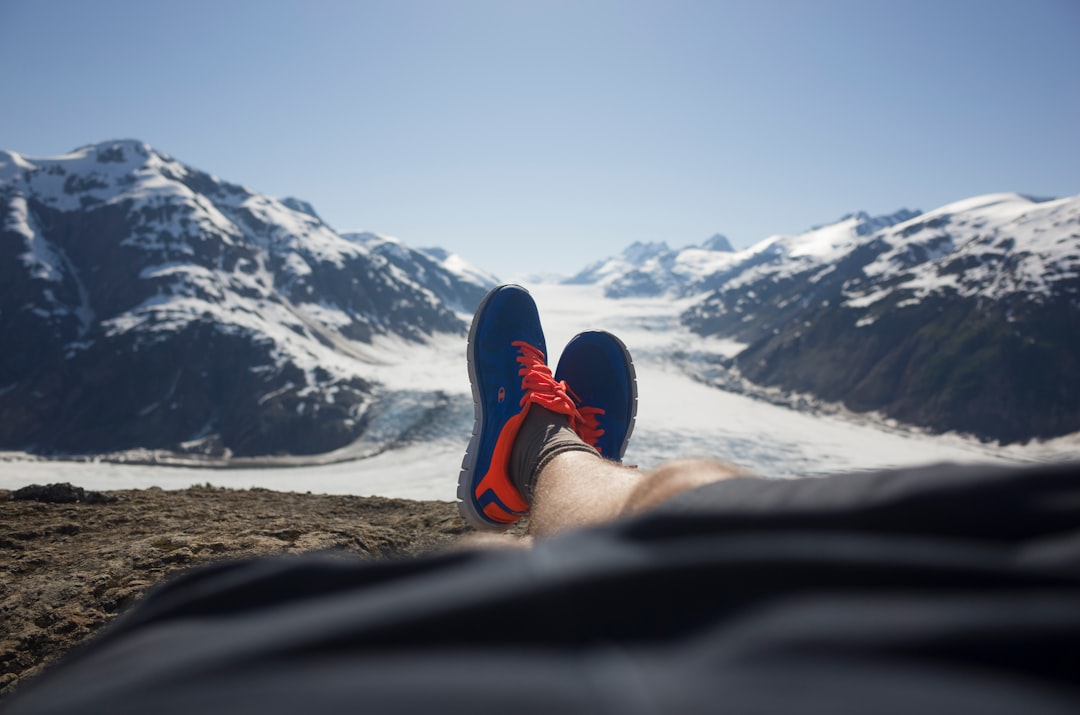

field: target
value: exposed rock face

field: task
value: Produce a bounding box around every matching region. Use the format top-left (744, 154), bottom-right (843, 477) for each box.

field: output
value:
top-left (691, 196), bottom-right (1080, 443)
top-left (0, 140), bottom-right (496, 456)
top-left (10, 482), bottom-right (115, 504)
top-left (723, 286), bottom-right (1080, 444)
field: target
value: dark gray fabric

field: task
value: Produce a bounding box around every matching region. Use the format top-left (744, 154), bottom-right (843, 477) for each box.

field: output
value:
top-left (6, 461), bottom-right (1080, 714)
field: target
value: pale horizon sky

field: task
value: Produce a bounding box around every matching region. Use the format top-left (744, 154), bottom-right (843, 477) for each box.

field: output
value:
top-left (2, 0), bottom-right (1078, 279)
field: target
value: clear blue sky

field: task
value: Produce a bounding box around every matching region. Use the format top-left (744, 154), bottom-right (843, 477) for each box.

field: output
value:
top-left (2, 0), bottom-right (1078, 279)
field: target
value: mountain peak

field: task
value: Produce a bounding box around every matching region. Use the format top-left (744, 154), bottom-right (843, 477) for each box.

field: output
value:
top-left (814, 208), bottom-right (922, 236)
top-left (855, 208), bottom-right (922, 236)
top-left (1, 140), bottom-right (170, 183)
top-left (0, 141), bottom-right (502, 457)
top-left (419, 247), bottom-right (450, 261)
top-left (622, 241), bottom-right (671, 264)
top-left (71, 139), bottom-right (160, 165)
top-left (926, 192), bottom-right (1044, 218)
top-left (280, 197), bottom-right (324, 222)
top-left (341, 231), bottom-right (397, 249)
top-left (700, 234), bottom-right (734, 252)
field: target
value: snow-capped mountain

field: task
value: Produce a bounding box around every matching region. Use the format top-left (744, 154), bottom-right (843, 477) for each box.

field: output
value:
top-left (341, 232), bottom-right (496, 313)
top-left (570, 194), bottom-right (1080, 443)
top-left (0, 140), bottom-right (495, 457)
top-left (565, 240), bottom-right (681, 296)
top-left (566, 210), bottom-right (921, 299)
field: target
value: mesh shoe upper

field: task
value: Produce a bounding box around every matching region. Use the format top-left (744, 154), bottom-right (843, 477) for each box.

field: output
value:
top-left (554, 330), bottom-right (637, 461)
top-left (459, 285), bottom-right (595, 530)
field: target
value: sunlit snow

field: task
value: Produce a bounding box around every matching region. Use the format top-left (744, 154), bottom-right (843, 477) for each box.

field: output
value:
top-left (853, 193), bottom-right (1080, 305)
top-left (2, 283), bottom-right (1075, 500)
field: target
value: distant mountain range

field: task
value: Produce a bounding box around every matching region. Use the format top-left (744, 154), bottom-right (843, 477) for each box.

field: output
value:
top-left (568, 194), bottom-right (1080, 443)
top-left (3, 139), bottom-right (1076, 456)
top-left (0, 140), bottom-right (496, 456)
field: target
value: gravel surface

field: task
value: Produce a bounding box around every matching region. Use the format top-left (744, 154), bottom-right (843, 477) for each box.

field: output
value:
top-left (0, 483), bottom-right (478, 698)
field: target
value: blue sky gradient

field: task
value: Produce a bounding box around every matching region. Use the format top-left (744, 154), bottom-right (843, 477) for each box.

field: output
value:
top-left (2, 0), bottom-right (1077, 278)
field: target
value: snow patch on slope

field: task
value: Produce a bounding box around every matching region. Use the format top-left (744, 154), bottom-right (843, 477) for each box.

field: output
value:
top-left (848, 193), bottom-right (1080, 308)
top-left (2, 282), bottom-right (1076, 498)
top-left (6, 195), bottom-right (63, 282)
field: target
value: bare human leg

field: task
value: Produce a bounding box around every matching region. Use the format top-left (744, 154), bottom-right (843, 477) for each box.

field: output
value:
top-left (529, 450), bottom-right (748, 537)
top-left (458, 284), bottom-right (748, 540)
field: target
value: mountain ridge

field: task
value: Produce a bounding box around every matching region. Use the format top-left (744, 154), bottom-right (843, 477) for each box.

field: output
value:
top-left (565, 192), bottom-right (1080, 443)
top-left (0, 140), bottom-right (495, 457)
top-left (4, 139), bottom-right (1076, 454)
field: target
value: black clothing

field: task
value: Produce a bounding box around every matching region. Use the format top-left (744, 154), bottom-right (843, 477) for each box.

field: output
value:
top-left (6, 461), bottom-right (1080, 714)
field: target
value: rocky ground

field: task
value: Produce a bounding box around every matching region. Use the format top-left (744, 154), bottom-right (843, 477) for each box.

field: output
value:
top-left (0, 482), bottom-right (496, 699)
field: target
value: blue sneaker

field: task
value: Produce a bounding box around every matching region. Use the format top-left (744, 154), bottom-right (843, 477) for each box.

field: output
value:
top-left (458, 285), bottom-right (587, 531)
top-left (554, 331), bottom-right (637, 461)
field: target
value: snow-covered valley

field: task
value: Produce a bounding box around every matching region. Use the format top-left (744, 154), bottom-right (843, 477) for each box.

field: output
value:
top-left (3, 283), bottom-right (1075, 500)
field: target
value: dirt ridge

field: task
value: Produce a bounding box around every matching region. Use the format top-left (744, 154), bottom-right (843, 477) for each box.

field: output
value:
top-left (1, 483), bottom-right (469, 697)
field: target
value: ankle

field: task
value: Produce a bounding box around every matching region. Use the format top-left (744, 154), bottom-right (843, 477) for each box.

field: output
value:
top-left (510, 406), bottom-right (597, 501)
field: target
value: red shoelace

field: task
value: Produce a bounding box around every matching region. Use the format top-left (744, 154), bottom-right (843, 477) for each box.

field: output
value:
top-left (512, 340), bottom-right (606, 452)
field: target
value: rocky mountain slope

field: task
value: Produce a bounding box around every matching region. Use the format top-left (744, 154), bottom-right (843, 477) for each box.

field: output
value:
top-left (570, 194), bottom-right (1080, 443)
top-left (0, 140), bottom-right (496, 457)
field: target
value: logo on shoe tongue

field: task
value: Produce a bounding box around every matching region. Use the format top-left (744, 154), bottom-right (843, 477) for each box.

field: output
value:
top-left (497, 387), bottom-right (506, 403)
